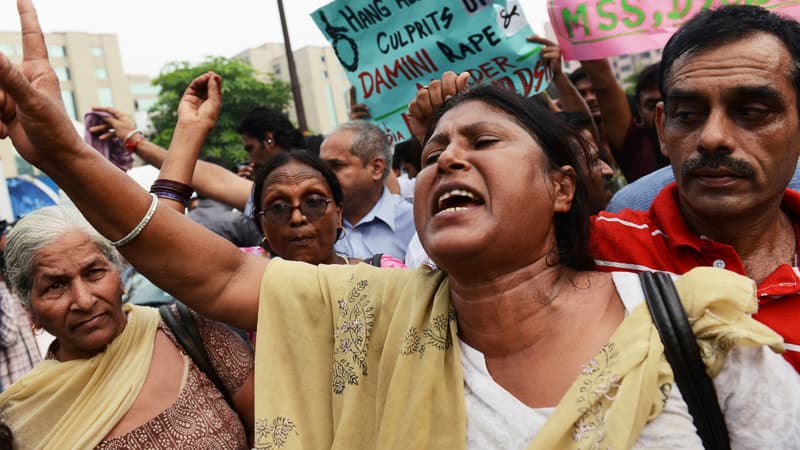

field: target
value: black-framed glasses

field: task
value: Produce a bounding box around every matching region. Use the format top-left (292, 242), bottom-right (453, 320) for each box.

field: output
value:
top-left (258, 195), bottom-right (332, 224)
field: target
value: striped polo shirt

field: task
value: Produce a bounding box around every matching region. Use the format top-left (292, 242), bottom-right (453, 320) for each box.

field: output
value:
top-left (591, 183), bottom-right (800, 372)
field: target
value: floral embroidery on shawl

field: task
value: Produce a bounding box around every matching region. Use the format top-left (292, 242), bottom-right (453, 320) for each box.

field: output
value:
top-left (401, 309), bottom-right (456, 357)
top-left (255, 416), bottom-right (298, 449)
top-left (332, 278), bottom-right (375, 394)
top-left (571, 343), bottom-right (621, 446)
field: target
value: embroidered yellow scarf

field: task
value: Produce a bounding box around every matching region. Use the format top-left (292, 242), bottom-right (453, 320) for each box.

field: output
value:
top-left (0, 304), bottom-right (160, 450)
top-left (254, 261), bottom-right (783, 450)
top-left (527, 267), bottom-right (783, 449)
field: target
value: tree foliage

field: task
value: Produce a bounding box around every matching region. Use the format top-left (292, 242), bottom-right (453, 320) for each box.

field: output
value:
top-left (148, 56), bottom-right (292, 167)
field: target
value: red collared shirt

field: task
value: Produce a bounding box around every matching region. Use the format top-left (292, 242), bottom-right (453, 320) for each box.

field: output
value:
top-left (591, 183), bottom-right (800, 372)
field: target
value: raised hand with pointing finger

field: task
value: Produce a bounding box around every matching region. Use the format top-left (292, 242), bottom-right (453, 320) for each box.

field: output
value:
top-left (0, 0), bottom-right (86, 167)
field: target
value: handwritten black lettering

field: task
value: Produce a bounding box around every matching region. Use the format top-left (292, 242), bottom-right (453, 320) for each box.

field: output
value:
top-left (319, 11), bottom-right (360, 72)
top-left (337, 0), bottom-right (392, 33)
top-left (499, 5), bottom-right (519, 29)
top-left (436, 26), bottom-right (500, 63)
top-left (462, 0), bottom-right (490, 14)
top-left (375, 7), bottom-right (453, 54)
top-left (395, 0), bottom-right (423, 8)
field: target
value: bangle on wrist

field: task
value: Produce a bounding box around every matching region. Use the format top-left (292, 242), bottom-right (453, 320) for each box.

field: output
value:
top-left (152, 190), bottom-right (191, 207)
top-left (150, 179), bottom-right (194, 208)
top-left (123, 129), bottom-right (144, 152)
top-left (109, 193), bottom-right (158, 247)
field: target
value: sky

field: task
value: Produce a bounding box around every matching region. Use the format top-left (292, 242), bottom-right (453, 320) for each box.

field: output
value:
top-left (0, 0), bottom-right (550, 77)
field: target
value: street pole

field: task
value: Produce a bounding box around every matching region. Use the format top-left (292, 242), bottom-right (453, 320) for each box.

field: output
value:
top-left (277, 0), bottom-right (308, 132)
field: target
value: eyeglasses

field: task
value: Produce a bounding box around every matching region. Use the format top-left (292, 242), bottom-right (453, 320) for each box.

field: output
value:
top-left (258, 195), bottom-right (332, 224)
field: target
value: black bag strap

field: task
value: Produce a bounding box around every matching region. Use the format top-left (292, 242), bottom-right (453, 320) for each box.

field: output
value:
top-left (638, 271), bottom-right (730, 450)
top-left (368, 253), bottom-right (383, 267)
top-left (159, 302), bottom-right (234, 408)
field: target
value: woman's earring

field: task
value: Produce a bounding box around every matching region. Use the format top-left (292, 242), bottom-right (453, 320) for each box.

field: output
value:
top-left (260, 235), bottom-right (270, 249)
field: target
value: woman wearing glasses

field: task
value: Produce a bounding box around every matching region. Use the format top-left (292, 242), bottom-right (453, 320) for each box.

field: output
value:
top-left (4, 7), bottom-right (798, 446)
top-left (249, 150), bottom-right (403, 267)
top-left (142, 73), bottom-right (402, 269)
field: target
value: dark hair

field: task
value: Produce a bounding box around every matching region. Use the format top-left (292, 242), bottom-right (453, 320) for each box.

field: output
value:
top-left (557, 111), bottom-right (593, 131)
top-left (425, 85), bottom-right (594, 271)
top-left (660, 5), bottom-right (800, 112)
top-left (236, 107), bottom-right (305, 150)
top-left (526, 92), bottom-right (553, 111)
top-left (635, 62), bottom-right (660, 103)
top-left (304, 134), bottom-right (325, 156)
top-left (251, 150), bottom-right (344, 221)
top-left (0, 422), bottom-right (12, 450)
top-left (393, 138), bottom-right (423, 173)
top-left (568, 67), bottom-right (588, 85)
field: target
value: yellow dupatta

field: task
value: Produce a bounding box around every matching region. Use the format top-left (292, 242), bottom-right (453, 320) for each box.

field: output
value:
top-left (0, 304), bottom-right (161, 450)
top-left (526, 267), bottom-right (784, 449)
top-left (253, 261), bottom-right (783, 450)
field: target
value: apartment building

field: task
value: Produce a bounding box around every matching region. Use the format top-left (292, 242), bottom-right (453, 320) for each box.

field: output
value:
top-left (0, 31), bottom-right (136, 177)
top-left (235, 43), bottom-right (351, 134)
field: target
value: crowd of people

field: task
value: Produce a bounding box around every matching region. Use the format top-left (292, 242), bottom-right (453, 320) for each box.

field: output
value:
top-left (0, 0), bottom-right (799, 448)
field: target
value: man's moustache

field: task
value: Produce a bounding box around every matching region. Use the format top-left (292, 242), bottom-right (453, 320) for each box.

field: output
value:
top-left (681, 153), bottom-right (755, 177)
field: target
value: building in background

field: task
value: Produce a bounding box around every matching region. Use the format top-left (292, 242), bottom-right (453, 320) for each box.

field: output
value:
top-left (235, 43), bottom-right (351, 134)
top-left (0, 31), bottom-right (138, 179)
top-left (128, 73), bottom-right (160, 135)
top-left (129, 73), bottom-right (160, 114)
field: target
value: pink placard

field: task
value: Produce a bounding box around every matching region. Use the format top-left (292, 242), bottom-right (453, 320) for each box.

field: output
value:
top-left (548, 0), bottom-right (800, 60)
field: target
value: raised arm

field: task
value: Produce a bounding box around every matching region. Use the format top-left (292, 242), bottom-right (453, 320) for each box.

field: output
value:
top-left (527, 36), bottom-right (591, 114)
top-left (578, 59), bottom-right (633, 151)
top-left (0, 0), bottom-right (263, 329)
top-left (406, 71), bottom-right (470, 144)
top-left (90, 107), bottom-right (253, 211)
top-left (151, 71), bottom-right (222, 212)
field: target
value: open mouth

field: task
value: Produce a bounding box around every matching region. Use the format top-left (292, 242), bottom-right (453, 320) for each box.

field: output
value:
top-left (435, 188), bottom-right (485, 214)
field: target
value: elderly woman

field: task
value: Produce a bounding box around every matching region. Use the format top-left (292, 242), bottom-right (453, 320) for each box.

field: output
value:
top-left (145, 75), bottom-right (405, 268)
top-left (0, 206), bottom-right (254, 449)
top-left (97, 72), bottom-right (401, 268)
top-left (1, 2), bottom-right (799, 448)
top-left (244, 150), bottom-right (403, 267)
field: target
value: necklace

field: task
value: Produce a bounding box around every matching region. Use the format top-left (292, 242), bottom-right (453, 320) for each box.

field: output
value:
top-left (338, 254), bottom-right (350, 265)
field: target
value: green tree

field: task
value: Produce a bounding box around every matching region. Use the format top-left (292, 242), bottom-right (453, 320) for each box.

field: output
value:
top-left (148, 56), bottom-right (292, 167)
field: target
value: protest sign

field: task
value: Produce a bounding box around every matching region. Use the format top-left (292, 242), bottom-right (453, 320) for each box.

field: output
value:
top-left (549, 0), bottom-right (800, 60)
top-left (312, 0), bottom-right (550, 143)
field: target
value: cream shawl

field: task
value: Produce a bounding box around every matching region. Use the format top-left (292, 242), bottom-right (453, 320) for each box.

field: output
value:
top-left (254, 261), bottom-right (782, 450)
top-left (0, 304), bottom-right (160, 450)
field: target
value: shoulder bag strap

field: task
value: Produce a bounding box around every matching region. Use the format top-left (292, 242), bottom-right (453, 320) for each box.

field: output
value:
top-left (159, 302), bottom-right (234, 408)
top-left (638, 271), bottom-right (730, 450)
top-left (368, 253), bottom-right (383, 267)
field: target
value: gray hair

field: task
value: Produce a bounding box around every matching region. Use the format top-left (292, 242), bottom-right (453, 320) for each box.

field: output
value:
top-left (4, 205), bottom-right (123, 308)
top-left (330, 120), bottom-right (392, 180)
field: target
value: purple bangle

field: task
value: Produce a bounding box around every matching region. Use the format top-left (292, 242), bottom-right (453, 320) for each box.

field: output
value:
top-left (151, 179), bottom-right (194, 197)
top-left (150, 188), bottom-right (191, 208)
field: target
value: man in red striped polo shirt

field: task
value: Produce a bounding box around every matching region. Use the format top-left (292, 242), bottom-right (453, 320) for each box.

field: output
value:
top-left (591, 5), bottom-right (800, 371)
